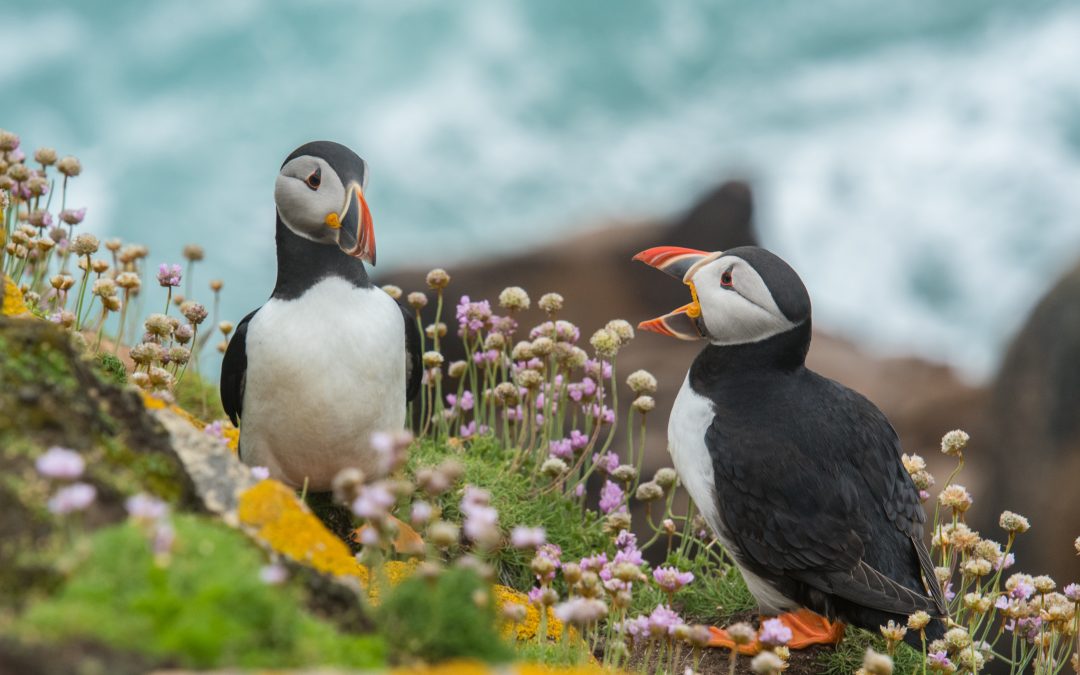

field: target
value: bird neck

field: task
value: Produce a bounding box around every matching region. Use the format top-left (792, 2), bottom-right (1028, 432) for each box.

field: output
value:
top-left (271, 215), bottom-right (370, 300)
top-left (689, 319), bottom-right (811, 386)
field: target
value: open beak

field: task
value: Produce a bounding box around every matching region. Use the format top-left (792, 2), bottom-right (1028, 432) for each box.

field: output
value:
top-left (326, 182), bottom-right (376, 265)
top-left (632, 246), bottom-right (721, 340)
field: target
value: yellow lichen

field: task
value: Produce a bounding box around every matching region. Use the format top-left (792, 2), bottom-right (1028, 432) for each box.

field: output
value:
top-left (139, 390), bottom-right (239, 452)
top-left (491, 584), bottom-right (570, 642)
top-left (2, 275), bottom-right (30, 317)
top-left (237, 479), bottom-right (362, 579)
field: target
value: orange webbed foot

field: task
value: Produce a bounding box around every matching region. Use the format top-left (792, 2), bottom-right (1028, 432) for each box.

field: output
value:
top-left (708, 610), bottom-right (845, 653)
top-left (774, 609), bottom-right (846, 649)
top-left (707, 625), bottom-right (762, 655)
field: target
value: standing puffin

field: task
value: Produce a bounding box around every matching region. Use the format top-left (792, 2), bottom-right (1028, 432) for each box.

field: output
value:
top-left (634, 245), bottom-right (946, 651)
top-left (221, 141), bottom-right (421, 491)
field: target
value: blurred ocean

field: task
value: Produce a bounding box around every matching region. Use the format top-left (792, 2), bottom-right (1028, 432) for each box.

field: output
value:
top-left (5, 0), bottom-right (1080, 379)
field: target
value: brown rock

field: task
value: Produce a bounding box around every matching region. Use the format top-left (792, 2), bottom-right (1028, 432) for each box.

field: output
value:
top-left (982, 259), bottom-right (1080, 581)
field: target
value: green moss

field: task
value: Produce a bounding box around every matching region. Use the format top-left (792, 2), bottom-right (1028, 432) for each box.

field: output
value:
top-left (94, 352), bottom-right (127, 385)
top-left (816, 626), bottom-right (923, 675)
top-left (378, 566), bottom-right (513, 664)
top-left (15, 515), bottom-right (386, 670)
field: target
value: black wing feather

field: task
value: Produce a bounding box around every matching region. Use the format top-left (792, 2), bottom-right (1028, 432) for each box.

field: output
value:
top-left (401, 303), bottom-right (422, 403)
top-left (708, 373), bottom-right (945, 618)
top-left (220, 309), bottom-right (258, 427)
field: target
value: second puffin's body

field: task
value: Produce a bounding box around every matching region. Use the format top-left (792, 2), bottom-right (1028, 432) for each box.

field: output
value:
top-left (240, 277), bottom-right (408, 489)
top-left (636, 244), bottom-right (945, 649)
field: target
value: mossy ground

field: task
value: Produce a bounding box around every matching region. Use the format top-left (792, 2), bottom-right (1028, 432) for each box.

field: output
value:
top-left (14, 514), bottom-right (386, 670)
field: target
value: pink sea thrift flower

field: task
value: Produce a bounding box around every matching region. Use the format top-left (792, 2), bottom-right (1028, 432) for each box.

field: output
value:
top-left (156, 263), bottom-right (182, 287)
top-left (125, 493), bottom-right (169, 521)
top-left (647, 604), bottom-right (683, 637)
top-left (653, 566), bottom-right (694, 593)
top-left (35, 446), bottom-right (85, 479)
top-left (510, 526), bottom-right (547, 549)
top-left (48, 482), bottom-right (96, 514)
top-left (598, 480), bottom-right (624, 514)
top-left (250, 466), bottom-right (270, 480)
top-left (153, 521), bottom-right (176, 556)
top-left (584, 359), bottom-right (611, 380)
top-left (759, 618), bottom-right (792, 647)
top-left (456, 295), bottom-right (492, 338)
top-left (59, 207), bottom-right (86, 225)
top-left (593, 452), bottom-right (619, 474)
top-left (549, 438), bottom-right (573, 460)
top-left (260, 563), bottom-right (288, 585)
top-left (351, 483), bottom-right (394, 520)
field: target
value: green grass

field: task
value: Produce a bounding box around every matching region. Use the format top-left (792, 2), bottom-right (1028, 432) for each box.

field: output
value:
top-left (816, 626), bottom-right (924, 675)
top-left (408, 436), bottom-right (609, 589)
top-left (16, 515), bottom-right (386, 670)
top-left (631, 551), bottom-right (755, 624)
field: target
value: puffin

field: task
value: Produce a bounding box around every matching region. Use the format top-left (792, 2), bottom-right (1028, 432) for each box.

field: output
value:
top-left (634, 245), bottom-right (946, 651)
top-left (220, 141), bottom-right (421, 491)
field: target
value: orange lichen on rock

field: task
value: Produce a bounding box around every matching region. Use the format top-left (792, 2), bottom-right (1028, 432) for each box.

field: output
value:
top-left (2, 275), bottom-right (30, 317)
top-left (237, 479), bottom-right (362, 579)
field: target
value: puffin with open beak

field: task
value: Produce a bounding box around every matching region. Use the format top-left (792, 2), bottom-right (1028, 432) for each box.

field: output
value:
top-left (221, 141), bottom-right (421, 491)
top-left (635, 245), bottom-right (946, 652)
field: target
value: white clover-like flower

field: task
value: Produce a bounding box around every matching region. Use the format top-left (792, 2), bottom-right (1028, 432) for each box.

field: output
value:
top-left (538, 292), bottom-right (563, 314)
top-left (999, 510), bottom-right (1030, 534)
top-left (541, 457), bottom-right (568, 477)
top-left (422, 351), bottom-right (444, 369)
top-left (381, 284), bottom-right (403, 300)
top-left (498, 286), bottom-right (530, 311)
top-left (749, 650), bottom-right (784, 675)
top-left (940, 429), bottom-right (970, 457)
top-left (862, 647), bottom-right (894, 675)
top-left (425, 268), bottom-right (450, 290)
top-left (626, 369), bottom-right (657, 394)
top-left (70, 233), bottom-right (99, 256)
top-left (605, 319), bottom-right (635, 345)
top-left (407, 291), bottom-right (428, 309)
top-left (632, 395), bottom-right (655, 414)
top-left (590, 328), bottom-right (620, 358)
top-left (938, 484), bottom-right (972, 513)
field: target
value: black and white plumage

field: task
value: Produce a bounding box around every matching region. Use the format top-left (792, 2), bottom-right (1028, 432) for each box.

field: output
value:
top-left (221, 141), bottom-right (421, 491)
top-left (636, 245), bottom-right (946, 645)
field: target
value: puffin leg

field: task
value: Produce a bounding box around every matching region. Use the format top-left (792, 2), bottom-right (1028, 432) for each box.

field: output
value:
top-left (777, 609), bottom-right (846, 648)
top-left (707, 610), bottom-right (845, 653)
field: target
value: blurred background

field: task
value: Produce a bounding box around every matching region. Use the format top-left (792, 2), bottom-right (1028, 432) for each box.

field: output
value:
top-left (5, 0), bottom-right (1078, 577)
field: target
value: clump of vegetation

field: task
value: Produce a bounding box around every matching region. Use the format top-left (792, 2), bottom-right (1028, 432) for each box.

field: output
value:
top-left (15, 514), bottom-right (386, 669)
top-left (378, 566), bottom-right (513, 664)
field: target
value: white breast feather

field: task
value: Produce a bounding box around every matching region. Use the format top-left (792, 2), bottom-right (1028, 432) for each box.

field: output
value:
top-left (668, 372), bottom-right (795, 614)
top-left (240, 278), bottom-right (407, 490)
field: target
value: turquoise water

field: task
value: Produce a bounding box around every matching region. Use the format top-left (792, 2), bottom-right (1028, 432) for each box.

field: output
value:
top-left (5, 0), bottom-right (1080, 377)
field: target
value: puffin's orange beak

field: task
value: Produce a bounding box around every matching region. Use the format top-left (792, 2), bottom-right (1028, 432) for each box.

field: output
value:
top-left (633, 245), bottom-right (718, 340)
top-left (329, 183), bottom-right (376, 265)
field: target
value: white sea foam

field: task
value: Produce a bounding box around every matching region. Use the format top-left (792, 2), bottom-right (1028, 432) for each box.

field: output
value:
top-left (5, 0), bottom-right (1080, 379)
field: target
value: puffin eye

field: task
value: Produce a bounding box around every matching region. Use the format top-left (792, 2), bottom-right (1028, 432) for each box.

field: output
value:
top-left (305, 167), bottom-right (322, 190)
top-left (721, 270), bottom-right (734, 288)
